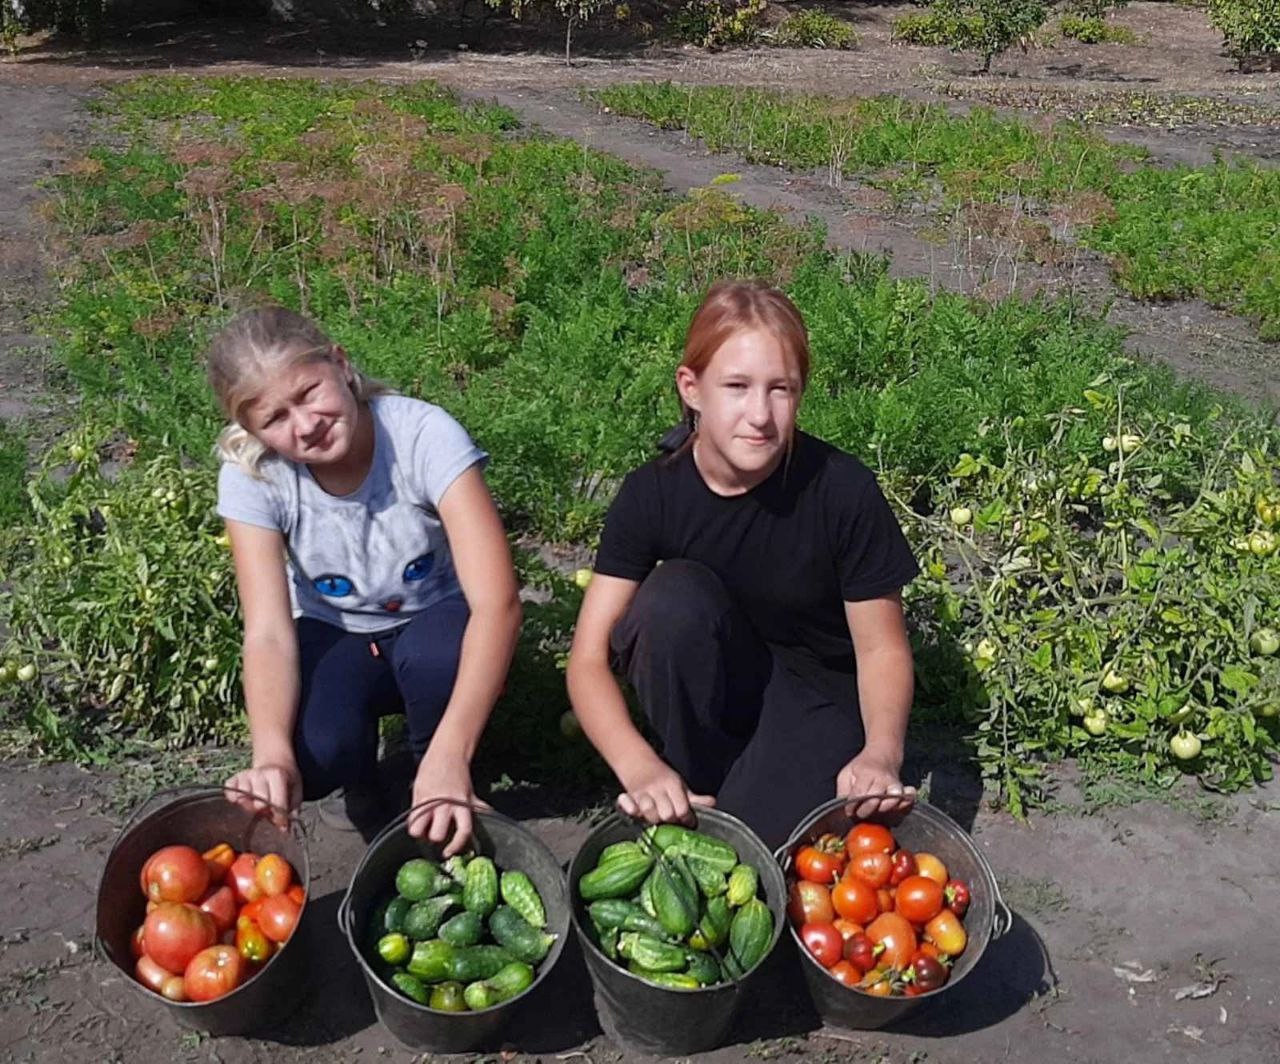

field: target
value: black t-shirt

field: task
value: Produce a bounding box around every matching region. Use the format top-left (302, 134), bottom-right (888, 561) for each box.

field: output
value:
top-left (595, 431), bottom-right (919, 706)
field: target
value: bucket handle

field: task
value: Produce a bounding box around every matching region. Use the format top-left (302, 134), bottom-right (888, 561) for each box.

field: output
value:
top-left (771, 792), bottom-right (901, 865)
top-left (336, 796), bottom-right (504, 938)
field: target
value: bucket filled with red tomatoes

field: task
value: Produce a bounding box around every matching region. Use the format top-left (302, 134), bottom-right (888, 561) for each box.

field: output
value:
top-left (95, 785), bottom-right (310, 1035)
top-left (779, 795), bottom-right (1011, 1031)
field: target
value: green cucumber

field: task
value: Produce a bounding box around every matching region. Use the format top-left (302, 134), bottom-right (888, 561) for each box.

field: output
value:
top-left (428, 980), bottom-right (468, 1012)
top-left (685, 854), bottom-right (729, 898)
top-left (463, 856), bottom-right (500, 917)
top-left (448, 944), bottom-right (518, 983)
top-left (438, 910), bottom-right (484, 948)
top-left (598, 840), bottom-right (646, 865)
top-left (406, 939), bottom-right (454, 983)
top-left (617, 932), bottom-right (688, 973)
top-left (650, 856), bottom-right (698, 939)
top-left (489, 905), bottom-right (556, 964)
top-left (689, 895), bottom-right (732, 951)
top-left (683, 949), bottom-right (721, 985)
top-left (578, 851), bottom-right (653, 901)
top-left (381, 895), bottom-right (412, 934)
top-left (728, 897), bottom-right (773, 975)
top-left (645, 825), bottom-right (739, 874)
top-left (391, 970), bottom-right (430, 1004)
top-left (500, 870), bottom-right (547, 929)
top-left (726, 863), bottom-right (759, 907)
top-left (588, 899), bottom-right (672, 940)
top-left (627, 964), bottom-right (700, 990)
top-left (396, 858), bottom-right (451, 901)
top-left (403, 895), bottom-right (458, 940)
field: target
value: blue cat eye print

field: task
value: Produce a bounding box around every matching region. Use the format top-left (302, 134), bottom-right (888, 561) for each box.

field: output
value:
top-left (403, 554), bottom-right (435, 583)
top-left (313, 574), bottom-right (356, 598)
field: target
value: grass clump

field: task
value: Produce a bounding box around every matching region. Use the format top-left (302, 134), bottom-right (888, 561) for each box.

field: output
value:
top-left (771, 8), bottom-right (858, 49)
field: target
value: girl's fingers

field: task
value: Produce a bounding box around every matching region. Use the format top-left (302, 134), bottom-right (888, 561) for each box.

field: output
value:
top-left (689, 793), bottom-right (716, 808)
top-left (444, 808), bottom-right (472, 858)
top-left (617, 793), bottom-right (639, 818)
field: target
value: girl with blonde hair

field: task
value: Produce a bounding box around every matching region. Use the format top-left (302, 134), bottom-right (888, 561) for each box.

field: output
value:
top-left (209, 306), bottom-right (520, 853)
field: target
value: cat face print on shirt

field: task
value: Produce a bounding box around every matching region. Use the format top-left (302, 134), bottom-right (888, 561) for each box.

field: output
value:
top-left (312, 551), bottom-right (436, 614)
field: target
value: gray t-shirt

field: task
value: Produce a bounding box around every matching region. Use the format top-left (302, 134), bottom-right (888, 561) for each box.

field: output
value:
top-left (216, 395), bottom-right (487, 635)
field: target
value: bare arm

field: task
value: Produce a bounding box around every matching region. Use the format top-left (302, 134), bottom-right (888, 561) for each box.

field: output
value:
top-left (837, 591), bottom-right (917, 819)
top-left (223, 519), bottom-right (303, 818)
top-left (566, 573), bottom-right (713, 824)
top-left (410, 464), bottom-right (522, 853)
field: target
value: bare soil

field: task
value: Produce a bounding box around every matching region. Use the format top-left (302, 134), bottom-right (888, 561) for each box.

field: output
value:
top-left (3, 5), bottom-right (1280, 1062)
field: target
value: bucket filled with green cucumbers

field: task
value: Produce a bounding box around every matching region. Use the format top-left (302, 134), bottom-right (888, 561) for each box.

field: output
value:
top-left (569, 808), bottom-right (787, 1055)
top-left (339, 800), bottom-right (570, 1053)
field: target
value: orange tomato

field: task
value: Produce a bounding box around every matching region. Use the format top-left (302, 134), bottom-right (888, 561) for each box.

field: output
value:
top-left (830, 960), bottom-right (861, 987)
top-left (866, 912), bottom-right (918, 971)
top-left (895, 875), bottom-right (945, 926)
top-left (859, 967), bottom-right (894, 996)
top-left (914, 852), bottom-right (949, 885)
top-left (847, 850), bottom-right (893, 889)
top-left (286, 885), bottom-right (306, 907)
top-left (202, 842), bottom-right (235, 886)
top-left (925, 910), bottom-right (968, 956)
top-left (254, 853), bottom-right (294, 897)
top-left (845, 823), bottom-right (896, 856)
top-left (258, 894), bottom-right (301, 944)
top-left (831, 875), bottom-right (879, 924)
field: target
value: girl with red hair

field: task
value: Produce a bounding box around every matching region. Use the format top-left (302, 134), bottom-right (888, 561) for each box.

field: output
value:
top-left (566, 281), bottom-right (919, 847)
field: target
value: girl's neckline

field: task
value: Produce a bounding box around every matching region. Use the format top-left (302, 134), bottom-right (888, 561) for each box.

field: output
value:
top-left (689, 437), bottom-right (787, 499)
top-left (302, 398), bottom-right (379, 499)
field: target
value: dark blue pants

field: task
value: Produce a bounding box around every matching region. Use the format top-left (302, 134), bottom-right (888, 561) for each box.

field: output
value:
top-left (294, 596), bottom-right (469, 801)
top-left (610, 560), bottom-right (865, 850)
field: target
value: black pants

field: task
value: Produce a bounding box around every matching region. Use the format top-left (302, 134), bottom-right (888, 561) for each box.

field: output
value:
top-left (610, 560), bottom-right (865, 850)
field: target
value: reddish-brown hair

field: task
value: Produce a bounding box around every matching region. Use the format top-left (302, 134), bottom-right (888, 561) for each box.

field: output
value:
top-left (676, 280), bottom-right (810, 434)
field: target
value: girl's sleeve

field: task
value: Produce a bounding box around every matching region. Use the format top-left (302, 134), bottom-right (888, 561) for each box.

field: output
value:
top-left (834, 470), bottom-right (920, 602)
top-left (415, 405), bottom-right (489, 507)
top-left (216, 462), bottom-right (283, 531)
top-left (594, 467), bottom-right (660, 582)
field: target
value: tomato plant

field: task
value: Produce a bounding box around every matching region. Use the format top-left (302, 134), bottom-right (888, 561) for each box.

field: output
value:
top-left (184, 945), bottom-right (245, 1002)
top-left (142, 845), bottom-right (209, 904)
top-left (800, 922), bottom-right (843, 969)
top-left (143, 902), bottom-right (216, 974)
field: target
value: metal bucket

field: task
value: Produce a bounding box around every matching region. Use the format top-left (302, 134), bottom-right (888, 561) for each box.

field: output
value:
top-left (779, 794), bottom-right (1012, 1031)
top-left (338, 803), bottom-right (571, 1054)
top-left (568, 808), bottom-right (788, 1056)
top-left (95, 785), bottom-right (311, 1036)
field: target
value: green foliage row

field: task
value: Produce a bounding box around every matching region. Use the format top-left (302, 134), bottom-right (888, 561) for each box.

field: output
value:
top-left (1057, 14), bottom-right (1137, 43)
top-left (666, 0), bottom-right (768, 49)
top-left (895, 0), bottom-right (1050, 71)
top-left (1208, 0), bottom-right (1280, 61)
top-left (590, 81), bottom-right (1280, 338)
top-left (0, 423), bottom-right (26, 527)
top-left (770, 7), bottom-right (857, 50)
top-left (3, 76), bottom-right (1276, 807)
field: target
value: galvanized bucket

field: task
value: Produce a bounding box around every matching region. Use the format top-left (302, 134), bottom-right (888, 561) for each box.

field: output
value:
top-left (338, 801), bottom-right (571, 1054)
top-left (568, 807), bottom-right (788, 1056)
top-left (779, 794), bottom-right (1012, 1031)
top-left (95, 785), bottom-right (311, 1036)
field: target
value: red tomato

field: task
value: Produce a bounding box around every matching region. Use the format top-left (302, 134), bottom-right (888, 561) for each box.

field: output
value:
top-left (130, 924), bottom-right (147, 960)
top-left (847, 850), bottom-right (892, 889)
top-left (228, 853), bottom-right (261, 906)
top-left (831, 876), bottom-right (879, 924)
top-left (184, 945), bottom-right (245, 1003)
top-left (914, 852), bottom-right (948, 885)
top-left (876, 887), bottom-right (895, 913)
top-left (198, 885), bottom-right (238, 935)
top-left (258, 894), bottom-right (300, 944)
top-left (925, 910), bottom-right (968, 957)
top-left (138, 853), bottom-right (156, 897)
top-left (889, 848), bottom-right (917, 886)
top-left (896, 875), bottom-right (945, 925)
top-left (143, 903), bottom-right (216, 974)
top-left (787, 880), bottom-right (835, 926)
top-left (815, 833), bottom-right (847, 858)
top-left (799, 922), bottom-right (843, 969)
top-left (235, 916), bottom-right (274, 965)
top-left (142, 845), bottom-right (210, 904)
top-left (794, 845), bottom-right (844, 885)
top-left (202, 842), bottom-right (235, 886)
top-left (255, 853), bottom-right (294, 897)
top-left (917, 941), bottom-right (942, 961)
top-left (845, 823), bottom-right (895, 856)
top-left (239, 898), bottom-right (264, 924)
top-left (135, 955), bottom-right (187, 1001)
top-left (909, 951), bottom-right (949, 992)
top-left (829, 960), bottom-right (861, 987)
top-left (286, 885), bottom-right (306, 907)
top-left (843, 931), bottom-right (880, 973)
top-left (945, 878), bottom-right (971, 917)
top-left (866, 912), bottom-right (918, 971)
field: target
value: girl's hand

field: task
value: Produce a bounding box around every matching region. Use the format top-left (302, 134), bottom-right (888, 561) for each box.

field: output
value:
top-left (225, 760), bottom-right (301, 827)
top-left (408, 752), bottom-right (487, 856)
top-left (617, 759), bottom-right (715, 826)
top-left (836, 750), bottom-right (916, 820)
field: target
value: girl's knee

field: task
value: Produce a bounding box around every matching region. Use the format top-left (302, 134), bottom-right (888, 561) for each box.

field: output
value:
top-left (628, 559), bottom-right (732, 636)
